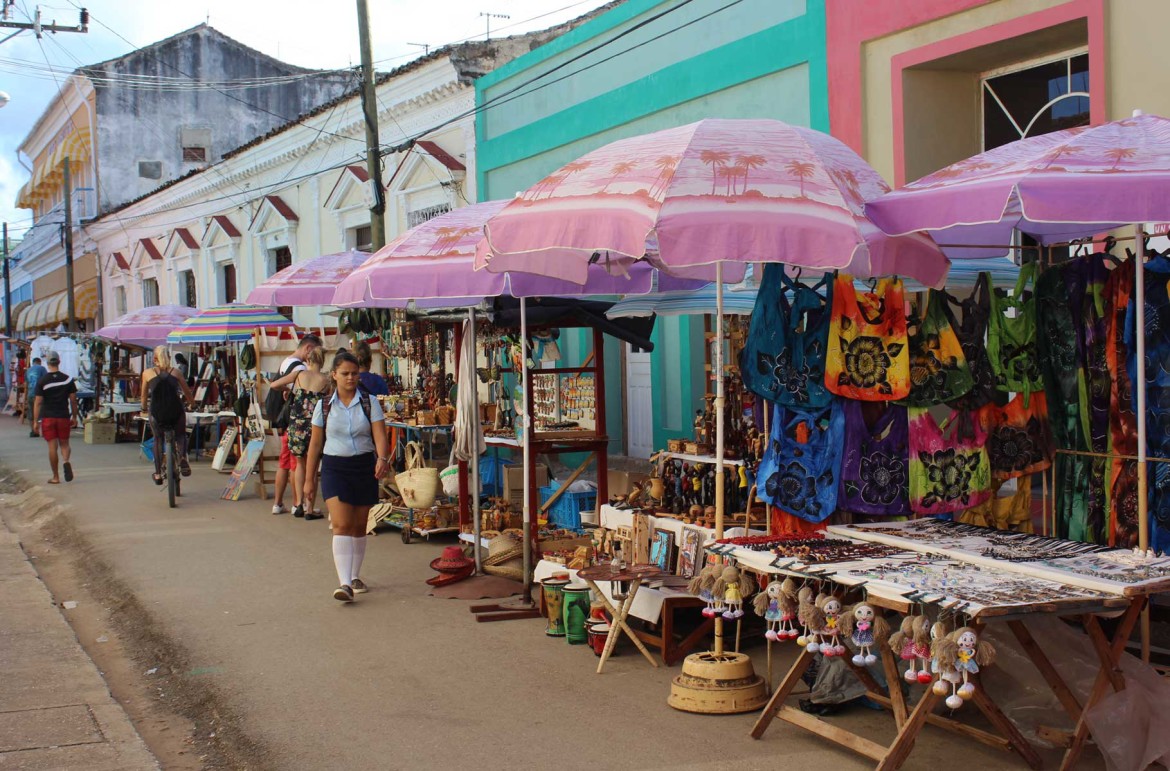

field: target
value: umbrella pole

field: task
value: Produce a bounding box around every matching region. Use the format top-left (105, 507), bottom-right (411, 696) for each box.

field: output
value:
top-left (1134, 225), bottom-right (1151, 663)
top-left (521, 297), bottom-right (533, 603)
top-left (470, 307), bottom-right (483, 575)
top-left (714, 263), bottom-right (726, 656)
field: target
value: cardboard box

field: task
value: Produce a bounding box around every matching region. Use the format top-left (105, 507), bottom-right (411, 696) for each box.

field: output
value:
top-left (504, 463), bottom-right (549, 506)
top-left (84, 421), bottom-right (116, 445)
top-left (608, 470), bottom-right (649, 497)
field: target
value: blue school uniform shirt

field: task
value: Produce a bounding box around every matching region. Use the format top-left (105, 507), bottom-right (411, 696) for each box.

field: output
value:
top-left (311, 391), bottom-right (385, 457)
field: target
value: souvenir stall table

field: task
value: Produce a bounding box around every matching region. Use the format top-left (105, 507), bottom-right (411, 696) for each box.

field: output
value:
top-left (708, 523), bottom-right (1167, 770)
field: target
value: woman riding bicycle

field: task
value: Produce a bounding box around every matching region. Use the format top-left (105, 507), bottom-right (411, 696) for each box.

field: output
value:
top-left (141, 345), bottom-right (195, 485)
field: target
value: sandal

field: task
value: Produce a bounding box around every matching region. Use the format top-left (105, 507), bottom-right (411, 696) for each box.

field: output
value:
top-left (180, 460), bottom-right (192, 477)
top-left (152, 473), bottom-right (164, 486)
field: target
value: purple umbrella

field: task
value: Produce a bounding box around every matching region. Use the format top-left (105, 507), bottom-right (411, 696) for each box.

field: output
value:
top-left (867, 112), bottom-right (1170, 258)
top-left (247, 249), bottom-right (369, 307)
top-left (95, 304), bottom-right (199, 348)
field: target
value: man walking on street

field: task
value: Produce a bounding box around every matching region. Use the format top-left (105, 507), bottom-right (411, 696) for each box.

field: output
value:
top-left (33, 352), bottom-right (79, 485)
top-left (24, 357), bottom-right (46, 437)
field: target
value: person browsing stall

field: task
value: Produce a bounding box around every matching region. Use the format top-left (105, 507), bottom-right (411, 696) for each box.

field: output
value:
top-left (352, 340), bottom-right (389, 396)
top-left (268, 333), bottom-right (323, 516)
top-left (24, 357), bottom-right (46, 436)
top-left (303, 351), bottom-right (391, 603)
top-left (268, 345), bottom-right (331, 519)
top-left (33, 353), bottom-right (79, 484)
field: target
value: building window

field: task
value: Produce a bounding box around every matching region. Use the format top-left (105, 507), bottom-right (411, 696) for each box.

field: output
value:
top-left (138, 161), bottom-right (162, 180)
top-left (407, 203), bottom-right (450, 228)
top-left (180, 127), bottom-right (212, 166)
top-left (182, 146), bottom-right (207, 163)
top-left (221, 264), bottom-right (237, 304)
top-left (269, 246), bottom-right (292, 277)
top-left (142, 278), bottom-right (160, 307)
top-left (115, 286), bottom-right (127, 316)
top-left (350, 225), bottom-right (373, 253)
top-left (983, 52), bottom-right (1089, 151)
top-left (179, 270), bottom-right (197, 308)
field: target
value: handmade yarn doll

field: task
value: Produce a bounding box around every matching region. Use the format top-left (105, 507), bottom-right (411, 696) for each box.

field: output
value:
top-left (778, 578), bottom-right (800, 640)
top-left (934, 626), bottom-right (996, 709)
top-left (713, 564), bottom-right (755, 620)
top-left (795, 585), bottom-right (816, 647)
top-left (806, 594), bottom-right (851, 656)
top-left (849, 603), bottom-right (890, 666)
top-left (929, 620), bottom-right (959, 696)
top-left (689, 564), bottom-right (721, 618)
top-left (803, 592), bottom-right (830, 652)
top-left (890, 615), bottom-right (933, 683)
top-left (753, 580), bottom-right (785, 641)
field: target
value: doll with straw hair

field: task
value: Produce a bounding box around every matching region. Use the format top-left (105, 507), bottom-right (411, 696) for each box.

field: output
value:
top-left (795, 585), bottom-right (816, 647)
top-left (849, 603), bottom-right (890, 666)
top-left (689, 563), bottom-right (721, 618)
top-left (713, 564), bottom-right (755, 620)
top-left (804, 593), bottom-right (851, 656)
top-left (934, 626), bottom-right (996, 709)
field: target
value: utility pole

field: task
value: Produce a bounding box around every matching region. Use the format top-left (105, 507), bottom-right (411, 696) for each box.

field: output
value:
top-left (0, 5), bottom-right (88, 40)
top-left (63, 156), bottom-right (75, 332)
top-left (2, 222), bottom-right (11, 336)
top-left (480, 11), bottom-right (509, 41)
top-left (356, 0), bottom-right (386, 249)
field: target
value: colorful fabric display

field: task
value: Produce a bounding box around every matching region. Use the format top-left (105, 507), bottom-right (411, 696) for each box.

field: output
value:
top-left (945, 272), bottom-right (1003, 412)
top-left (987, 261), bottom-right (1043, 395)
top-left (1105, 260), bottom-right (1139, 548)
top-left (900, 289), bottom-right (973, 406)
top-left (838, 401), bottom-right (911, 517)
top-left (826, 275), bottom-right (910, 401)
top-left (908, 406), bottom-right (991, 516)
top-left (756, 402), bottom-right (844, 523)
top-left (740, 264), bottom-right (833, 409)
top-left (979, 392), bottom-right (1053, 481)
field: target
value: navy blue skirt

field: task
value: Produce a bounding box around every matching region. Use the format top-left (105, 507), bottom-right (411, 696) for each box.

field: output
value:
top-left (320, 453), bottom-right (379, 507)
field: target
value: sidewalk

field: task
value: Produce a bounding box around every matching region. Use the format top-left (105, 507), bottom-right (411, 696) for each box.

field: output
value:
top-left (0, 503), bottom-right (157, 770)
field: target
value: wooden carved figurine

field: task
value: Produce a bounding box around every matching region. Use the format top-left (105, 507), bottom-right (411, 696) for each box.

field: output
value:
top-left (934, 627), bottom-right (996, 709)
top-left (713, 564), bottom-right (755, 620)
top-left (849, 603), bottom-right (890, 666)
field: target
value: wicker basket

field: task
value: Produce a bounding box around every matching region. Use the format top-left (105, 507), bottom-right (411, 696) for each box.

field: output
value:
top-left (435, 405), bottom-right (455, 425)
top-left (416, 409), bottom-right (436, 426)
top-left (395, 442), bottom-right (439, 510)
top-left (667, 439), bottom-right (686, 453)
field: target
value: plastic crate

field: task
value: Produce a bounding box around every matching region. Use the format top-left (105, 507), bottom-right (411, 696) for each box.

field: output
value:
top-left (539, 485), bottom-right (597, 529)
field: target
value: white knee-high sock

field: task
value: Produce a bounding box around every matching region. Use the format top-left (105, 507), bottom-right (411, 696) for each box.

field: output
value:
top-left (332, 536), bottom-right (354, 587)
top-left (351, 536), bottom-right (367, 582)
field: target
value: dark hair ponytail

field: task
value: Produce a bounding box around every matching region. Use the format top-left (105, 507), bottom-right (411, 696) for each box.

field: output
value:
top-left (331, 350), bottom-right (360, 372)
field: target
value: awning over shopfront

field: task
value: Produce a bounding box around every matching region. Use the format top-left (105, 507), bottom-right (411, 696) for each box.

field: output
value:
top-left (16, 283), bottom-right (99, 331)
top-left (16, 126), bottom-right (93, 208)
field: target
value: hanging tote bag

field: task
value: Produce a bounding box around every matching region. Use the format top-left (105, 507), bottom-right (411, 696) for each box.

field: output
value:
top-left (944, 272), bottom-right (1002, 411)
top-left (825, 275), bottom-right (910, 401)
top-left (395, 441), bottom-right (439, 510)
top-left (987, 261), bottom-right (1043, 395)
top-left (756, 401), bottom-right (844, 523)
top-left (979, 392), bottom-right (1053, 481)
top-left (838, 401), bottom-right (911, 517)
top-left (741, 267), bottom-right (833, 408)
top-left (899, 290), bottom-right (973, 407)
top-left (908, 407), bottom-right (991, 516)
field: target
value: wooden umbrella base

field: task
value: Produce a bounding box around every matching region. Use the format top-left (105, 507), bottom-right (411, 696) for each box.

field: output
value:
top-left (668, 651), bottom-right (769, 714)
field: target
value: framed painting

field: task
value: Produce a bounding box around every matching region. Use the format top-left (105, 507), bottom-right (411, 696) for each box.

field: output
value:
top-left (649, 528), bottom-right (675, 572)
top-left (676, 525), bottom-right (704, 579)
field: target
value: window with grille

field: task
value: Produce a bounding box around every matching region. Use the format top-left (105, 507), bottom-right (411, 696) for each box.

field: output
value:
top-left (182, 146), bottom-right (207, 163)
top-left (269, 246), bottom-right (292, 277)
top-left (982, 53), bottom-right (1089, 151)
top-left (142, 278), bottom-right (160, 307)
top-left (407, 204), bottom-right (450, 228)
top-left (180, 127), bottom-right (211, 166)
top-left (351, 225), bottom-right (372, 253)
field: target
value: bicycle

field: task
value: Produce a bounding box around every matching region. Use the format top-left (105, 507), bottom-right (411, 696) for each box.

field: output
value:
top-left (161, 427), bottom-right (181, 508)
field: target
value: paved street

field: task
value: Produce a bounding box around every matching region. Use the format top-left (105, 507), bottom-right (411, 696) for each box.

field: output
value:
top-left (0, 420), bottom-right (1098, 770)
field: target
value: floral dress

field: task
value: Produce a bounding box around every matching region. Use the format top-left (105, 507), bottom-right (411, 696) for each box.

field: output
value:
top-left (286, 386), bottom-right (325, 457)
top-left (825, 274), bottom-right (910, 401)
top-left (979, 392), bottom-right (1053, 481)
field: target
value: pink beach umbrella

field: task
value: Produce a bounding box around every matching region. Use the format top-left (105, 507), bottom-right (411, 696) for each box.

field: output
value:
top-left (247, 249), bottom-right (370, 307)
top-left (333, 200), bottom-right (697, 308)
top-left (867, 112), bottom-right (1170, 257)
top-left (94, 304), bottom-right (199, 348)
top-left (474, 118), bottom-right (949, 288)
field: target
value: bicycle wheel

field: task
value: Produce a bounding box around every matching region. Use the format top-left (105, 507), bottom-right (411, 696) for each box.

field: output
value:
top-left (166, 430), bottom-right (177, 508)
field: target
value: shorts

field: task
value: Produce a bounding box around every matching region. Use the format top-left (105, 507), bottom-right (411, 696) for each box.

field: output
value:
top-left (41, 417), bottom-right (72, 442)
top-left (320, 453), bottom-right (379, 507)
top-left (279, 433), bottom-right (296, 471)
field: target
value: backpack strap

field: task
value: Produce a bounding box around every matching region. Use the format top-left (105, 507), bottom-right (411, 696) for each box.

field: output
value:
top-left (359, 391), bottom-right (372, 425)
top-left (320, 392), bottom-right (373, 434)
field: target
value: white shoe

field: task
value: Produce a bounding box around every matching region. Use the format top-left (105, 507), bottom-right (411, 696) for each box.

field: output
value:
top-left (271, 504), bottom-right (287, 515)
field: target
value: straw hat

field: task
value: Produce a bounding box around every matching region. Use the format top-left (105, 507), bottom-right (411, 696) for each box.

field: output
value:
top-left (483, 558), bottom-right (525, 582)
top-left (483, 534), bottom-right (524, 567)
top-left (429, 546), bottom-right (474, 573)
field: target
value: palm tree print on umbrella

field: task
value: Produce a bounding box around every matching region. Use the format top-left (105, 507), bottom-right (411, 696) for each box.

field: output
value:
top-left (600, 162), bottom-right (637, 193)
top-left (700, 149), bottom-right (730, 194)
top-left (786, 160), bottom-right (816, 197)
top-left (1105, 147), bottom-right (1136, 171)
top-left (649, 155), bottom-right (679, 198)
top-left (735, 154), bottom-right (766, 194)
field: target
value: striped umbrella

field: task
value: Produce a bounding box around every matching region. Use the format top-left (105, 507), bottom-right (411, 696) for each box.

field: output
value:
top-left (246, 249), bottom-right (370, 307)
top-left (96, 304), bottom-right (199, 348)
top-left (166, 303), bottom-right (294, 344)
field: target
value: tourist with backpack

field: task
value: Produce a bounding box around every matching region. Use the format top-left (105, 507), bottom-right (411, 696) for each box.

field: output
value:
top-left (303, 351), bottom-right (391, 602)
top-left (265, 333), bottom-right (322, 516)
top-left (141, 346), bottom-right (194, 485)
top-left (33, 352), bottom-right (79, 484)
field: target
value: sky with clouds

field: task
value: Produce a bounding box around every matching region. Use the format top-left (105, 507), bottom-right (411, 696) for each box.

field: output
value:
top-left (0, 0), bottom-right (611, 240)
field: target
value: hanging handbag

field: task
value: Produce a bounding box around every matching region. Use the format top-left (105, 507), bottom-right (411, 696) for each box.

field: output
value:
top-left (908, 407), bottom-right (991, 516)
top-left (838, 401), bottom-right (911, 517)
top-left (899, 290), bottom-right (973, 406)
top-left (756, 401), bottom-right (844, 523)
top-left (395, 441), bottom-right (439, 510)
top-left (988, 261), bottom-right (1043, 394)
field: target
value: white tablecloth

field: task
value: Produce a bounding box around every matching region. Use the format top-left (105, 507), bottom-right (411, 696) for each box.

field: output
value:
top-left (533, 559), bottom-right (697, 623)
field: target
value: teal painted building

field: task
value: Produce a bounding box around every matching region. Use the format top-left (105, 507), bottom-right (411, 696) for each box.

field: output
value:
top-left (476, 0), bottom-right (828, 455)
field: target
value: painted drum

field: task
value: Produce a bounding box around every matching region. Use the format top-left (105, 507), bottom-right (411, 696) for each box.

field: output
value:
top-left (562, 583), bottom-right (591, 645)
top-left (541, 578), bottom-right (570, 637)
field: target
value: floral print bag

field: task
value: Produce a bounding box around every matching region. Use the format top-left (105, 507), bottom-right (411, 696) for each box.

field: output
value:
top-left (756, 401), bottom-right (844, 523)
top-left (978, 392), bottom-right (1053, 481)
top-left (838, 401), bottom-right (911, 517)
top-left (740, 264), bottom-right (833, 409)
top-left (908, 406), bottom-right (991, 516)
top-left (899, 290), bottom-right (973, 407)
top-left (987, 261), bottom-right (1043, 395)
top-left (825, 274), bottom-right (910, 401)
